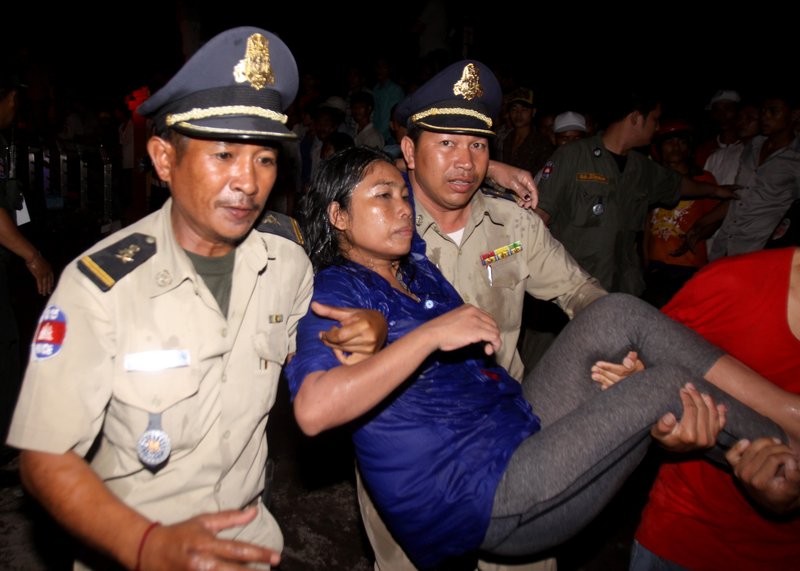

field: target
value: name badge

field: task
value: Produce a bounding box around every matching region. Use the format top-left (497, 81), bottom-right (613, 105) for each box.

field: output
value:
top-left (124, 350), bottom-right (190, 372)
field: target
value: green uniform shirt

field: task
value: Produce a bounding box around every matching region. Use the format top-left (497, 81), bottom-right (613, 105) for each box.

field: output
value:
top-left (538, 135), bottom-right (681, 295)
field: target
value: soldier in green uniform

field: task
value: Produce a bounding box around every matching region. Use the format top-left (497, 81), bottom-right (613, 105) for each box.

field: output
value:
top-left (7, 27), bottom-right (315, 570)
top-left (536, 92), bottom-right (734, 296)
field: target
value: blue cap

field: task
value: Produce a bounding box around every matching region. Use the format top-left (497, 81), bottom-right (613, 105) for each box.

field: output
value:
top-left (395, 60), bottom-right (501, 137)
top-left (137, 26), bottom-right (298, 141)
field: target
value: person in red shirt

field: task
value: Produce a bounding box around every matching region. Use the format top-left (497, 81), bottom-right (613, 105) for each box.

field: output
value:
top-left (595, 246), bottom-right (800, 570)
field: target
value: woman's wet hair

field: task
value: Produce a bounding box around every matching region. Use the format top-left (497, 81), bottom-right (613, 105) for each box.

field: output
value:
top-left (299, 145), bottom-right (395, 272)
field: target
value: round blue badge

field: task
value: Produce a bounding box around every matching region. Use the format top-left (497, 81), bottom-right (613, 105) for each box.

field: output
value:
top-left (137, 429), bottom-right (172, 467)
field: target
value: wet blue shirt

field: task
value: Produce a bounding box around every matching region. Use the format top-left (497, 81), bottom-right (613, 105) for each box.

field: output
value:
top-left (284, 251), bottom-right (540, 569)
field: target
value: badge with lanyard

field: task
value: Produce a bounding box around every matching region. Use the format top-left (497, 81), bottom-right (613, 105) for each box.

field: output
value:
top-left (592, 197), bottom-right (604, 216)
top-left (480, 241), bottom-right (522, 286)
top-left (137, 412), bottom-right (172, 468)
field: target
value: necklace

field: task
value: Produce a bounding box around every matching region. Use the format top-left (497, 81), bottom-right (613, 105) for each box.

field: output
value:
top-left (394, 263), bottom-right (420, 302)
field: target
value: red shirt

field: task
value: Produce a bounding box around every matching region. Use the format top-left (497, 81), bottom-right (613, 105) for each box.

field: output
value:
top-left (635, 247), bottom-right (800, 570)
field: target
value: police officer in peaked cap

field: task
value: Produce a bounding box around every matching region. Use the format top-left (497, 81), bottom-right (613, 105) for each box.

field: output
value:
top-left (6, 26), bottom-right (376, 570)
top-left (356, 59), bottom-right (606, 571)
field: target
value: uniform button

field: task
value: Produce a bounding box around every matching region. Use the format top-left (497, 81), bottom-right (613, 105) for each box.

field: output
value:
top-left (464, 295), bottom-right (470, 302)
top-left (221, 328), bottom-right (228, 337)
top-left (221, 373), bottom-right (227, 383)
top-left (223, 430), bottom-right (230, 439)
top-left (155, 270), bottom-right (172, 287)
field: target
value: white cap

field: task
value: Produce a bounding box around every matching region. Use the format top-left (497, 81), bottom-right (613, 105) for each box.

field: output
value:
top-left (321, 95), bottom-right (347, 113)
top-left (553, 111), bottom-right (587, 134)
top-left (706, 90), bottom-right (741, 109)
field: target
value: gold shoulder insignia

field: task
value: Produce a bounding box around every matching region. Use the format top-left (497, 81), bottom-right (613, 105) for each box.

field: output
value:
top-left (78, 233), bottom-right (157, 292)
top-left (256, 210), bottom-right (304, 246)
top-left (452, 63), bottom-right (483, 101)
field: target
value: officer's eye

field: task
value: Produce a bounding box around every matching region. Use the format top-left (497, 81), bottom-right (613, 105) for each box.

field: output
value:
top-left (216, 152), bottom-right (233, 160)
top-left (257, 155), bottom-right (276, 166)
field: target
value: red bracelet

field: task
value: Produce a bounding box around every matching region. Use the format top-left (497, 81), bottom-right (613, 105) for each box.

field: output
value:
top-left (134, 521), bottom-right (160, 571)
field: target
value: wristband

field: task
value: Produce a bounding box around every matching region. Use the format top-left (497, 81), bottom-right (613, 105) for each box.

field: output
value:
top-left (134, 521), bottom-right (160, 571)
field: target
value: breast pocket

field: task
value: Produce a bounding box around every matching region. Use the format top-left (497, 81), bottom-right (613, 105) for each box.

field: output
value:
top-left (253, 325), bottom-right (290, 370)
top-left (572, 182), bottom-right (609, 228)
top-left (252, 324), bottom-right (290, 409)
top-left (484, 255), bottom-right (525, 290)
top-left (111, 365), bottom-right (202, 456)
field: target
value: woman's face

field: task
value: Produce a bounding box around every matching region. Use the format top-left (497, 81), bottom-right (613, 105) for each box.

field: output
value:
top-left (331, 161), bottom-right (413, 266)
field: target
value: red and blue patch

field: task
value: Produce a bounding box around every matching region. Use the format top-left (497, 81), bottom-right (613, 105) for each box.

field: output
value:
top-left (33, 305), bottom-right (67, 360)
top-left (541, 160), bottom-right (554, 181)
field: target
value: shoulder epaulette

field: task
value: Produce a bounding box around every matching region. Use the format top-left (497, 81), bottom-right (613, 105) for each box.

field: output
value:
top-left (255, 210), bottom-right (304, 246)
top-left (77, 233), bottom-right (156, 292)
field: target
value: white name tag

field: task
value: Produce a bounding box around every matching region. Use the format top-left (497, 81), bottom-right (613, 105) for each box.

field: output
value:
top-left (124, 350), bottom-right (191, 372)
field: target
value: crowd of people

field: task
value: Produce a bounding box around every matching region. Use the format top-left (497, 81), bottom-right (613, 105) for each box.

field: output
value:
top-left (1, 21), bottom-right (798, 571)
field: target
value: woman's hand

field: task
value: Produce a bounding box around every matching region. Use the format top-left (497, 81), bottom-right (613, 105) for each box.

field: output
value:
top-left (422, 304), bottom-right (502, 355)
top-left (651, 383), bottom-right (727, 452)
top-left (591, 351), bottom-right (645, 389)
top-left (726, 437), bottom-right (800, 514)
top-left (314, 302), bottom-right (388, 365)
top-left (486, 160), bottom-right (538, 209)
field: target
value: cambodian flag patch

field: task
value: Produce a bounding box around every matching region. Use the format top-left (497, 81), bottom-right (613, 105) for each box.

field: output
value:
top-left (33, 305), bottom-right (67, 360)
top-left (541, 160), bottom-right (554, 181)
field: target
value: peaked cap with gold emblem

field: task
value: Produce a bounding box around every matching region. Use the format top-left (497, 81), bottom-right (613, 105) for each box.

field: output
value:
top-left (395, 59), bottom-right (501, 137)
top-left (137, 27), bottom-right (298, 141)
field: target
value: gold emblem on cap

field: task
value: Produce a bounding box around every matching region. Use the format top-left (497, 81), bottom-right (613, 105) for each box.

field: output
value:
top-left (452, 63), bottom-right (483, 101)
top-left (233, 33), bottom-right (275, 90)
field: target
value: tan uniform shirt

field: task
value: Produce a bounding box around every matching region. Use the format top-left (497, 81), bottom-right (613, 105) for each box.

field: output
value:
top-left (415, 190), bottom-right (606, 380)
top-left (8, 199), bottom-right (313, 555)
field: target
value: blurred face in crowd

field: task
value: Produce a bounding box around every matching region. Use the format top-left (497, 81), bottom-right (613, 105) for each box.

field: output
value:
top-left (760, 98), bottom-right (795, 137)
top-left (710, 100), bottom-right (739, 130)
top-left (509, 102), bottom-right (534, 130)
top-left (555, 129), bottom-right (586, 147)
top-left (736, 105), bottom-right (760, 140)
top-left (0, 89), bottom-right (18, 129)
top-left (659, 134), bottom-right (691, 166)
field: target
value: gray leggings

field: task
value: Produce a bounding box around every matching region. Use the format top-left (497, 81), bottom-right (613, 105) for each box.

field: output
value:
top-left (481, 293), bottom-right (784, 556)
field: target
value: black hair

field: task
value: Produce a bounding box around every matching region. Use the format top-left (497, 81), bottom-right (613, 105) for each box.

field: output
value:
top-left (350, 90), bottom-right (374, 109)
top-left (599, 90), bottom-right (662, 129)
top-left (299, 145), bottom-right (395, 272)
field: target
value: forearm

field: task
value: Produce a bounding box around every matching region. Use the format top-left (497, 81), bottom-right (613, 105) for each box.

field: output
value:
top-left (0, 208), bottom-right (38, 262)
top-left (19, 450), bottom-right (152, 569)
top-left (294, 323), bottom-right (438, 436)
top-left (705, 356), bottom-right (800, 448)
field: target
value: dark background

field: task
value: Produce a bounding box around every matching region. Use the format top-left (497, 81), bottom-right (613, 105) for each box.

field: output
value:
top-left (5, 1), bottom-right (795, 126)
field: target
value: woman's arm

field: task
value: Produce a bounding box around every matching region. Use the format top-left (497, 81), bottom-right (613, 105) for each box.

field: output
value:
top-left (293, 302), bottom-right (501, 436)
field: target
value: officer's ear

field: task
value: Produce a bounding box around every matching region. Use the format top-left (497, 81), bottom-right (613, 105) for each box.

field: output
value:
top-left (147, 136), bottom-right (178, 184)
top-left (400, 136), bottom-right (416, 170)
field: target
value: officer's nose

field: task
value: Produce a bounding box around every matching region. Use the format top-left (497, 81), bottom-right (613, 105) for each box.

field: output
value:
top-left (232, 157), bottom-right (258, 195)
